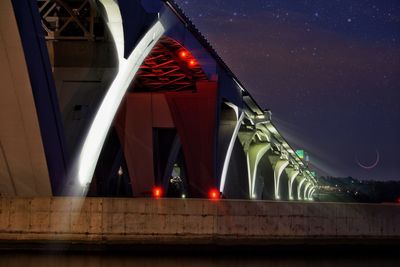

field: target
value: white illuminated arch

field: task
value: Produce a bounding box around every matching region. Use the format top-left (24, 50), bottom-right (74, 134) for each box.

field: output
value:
top-left (220, 111), bottom-right (244, 193)
top-left (77, 0), bottom-right (165, 185)
top-left (274, 159), bottom-right (289, 200)
top-left (288, 169), bottom-right (299, 200)
top-left (297, 177), bottom-right (306, 200)
top-left (248, 143), bottom-right (271, 199)
top-left (304, 183), bottom-right (311, 200)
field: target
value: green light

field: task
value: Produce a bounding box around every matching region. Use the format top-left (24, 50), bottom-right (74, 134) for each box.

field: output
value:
top-left (296, 150), bottom-right (304, 159)
top-left (311, 171), bottom-right (316, 177)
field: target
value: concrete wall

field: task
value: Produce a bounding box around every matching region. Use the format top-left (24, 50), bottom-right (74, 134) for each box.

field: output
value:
top-left (0, 197), bottom-right (399, 246)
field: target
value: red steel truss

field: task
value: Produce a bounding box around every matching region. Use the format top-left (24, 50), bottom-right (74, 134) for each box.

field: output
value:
top-left (133, 36), bottom-right (208, 92)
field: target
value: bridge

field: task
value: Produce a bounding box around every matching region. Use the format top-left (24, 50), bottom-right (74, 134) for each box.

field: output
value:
top-left (1, 0), bottom-right (316, 201)
top-left (1, 0), bottom-right (399, 264)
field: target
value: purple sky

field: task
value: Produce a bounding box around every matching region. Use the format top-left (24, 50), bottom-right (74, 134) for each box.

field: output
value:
top-left (175, 0), bottom-right (400, 180)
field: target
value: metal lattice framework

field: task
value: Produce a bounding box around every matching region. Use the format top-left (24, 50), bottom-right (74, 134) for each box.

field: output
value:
top-left (133, 37), bottom-right (208, 92)
top-left (37, 0), bottom-right (99, 40)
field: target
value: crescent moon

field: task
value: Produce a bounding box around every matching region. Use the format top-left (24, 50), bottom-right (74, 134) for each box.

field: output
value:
top-left (355, 150), bottom-right (380, 170)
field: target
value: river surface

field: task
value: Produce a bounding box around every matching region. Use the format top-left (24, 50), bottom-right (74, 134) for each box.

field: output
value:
top-left (1, 251), bottom-right (399, 267)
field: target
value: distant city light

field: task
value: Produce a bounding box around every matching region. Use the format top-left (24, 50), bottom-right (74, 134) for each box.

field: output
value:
top-left (296, 150), bottom-right (304, 159)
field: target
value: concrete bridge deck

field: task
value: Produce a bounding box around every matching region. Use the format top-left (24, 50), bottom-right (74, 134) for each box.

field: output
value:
top-left (0, 197), bottom-right (399, 247)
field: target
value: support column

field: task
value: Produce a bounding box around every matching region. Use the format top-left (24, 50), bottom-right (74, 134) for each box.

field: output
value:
top-left (309, 188), bottom-right (316, 200)
top-left (308, 185), bottom-right (315, 200)
top-left (274, 159), bottom-right (289, 200)
top-left (304, 183), bottom-right (311, 200)
top-left (220, 112), bottom-right (244, 193)
top-left (297, 177), bottom-right (306, 200)
top-left (286, 169), bottom-right (299, 200)
top-left (247, 142), bottom-right (271, 199)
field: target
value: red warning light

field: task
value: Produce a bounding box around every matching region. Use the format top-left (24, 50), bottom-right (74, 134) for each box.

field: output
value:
top-left (189, 59), bottom-right (196, 67)
top-left (208, 189), bottom-right (220, 200)
top-left (179, 51), bottom-right (187, 58)
top-left (153, 187), bottom-right (163, 198)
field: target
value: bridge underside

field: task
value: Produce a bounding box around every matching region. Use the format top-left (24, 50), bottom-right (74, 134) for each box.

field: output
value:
top-left (0, 0), bottom-right (317, 201)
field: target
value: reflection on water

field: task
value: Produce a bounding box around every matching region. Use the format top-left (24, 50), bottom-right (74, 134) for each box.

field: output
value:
top-left (0, 252), bottom-right (399, 267)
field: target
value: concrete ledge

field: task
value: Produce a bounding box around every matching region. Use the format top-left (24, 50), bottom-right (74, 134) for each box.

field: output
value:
top-left (0, 197), bottom-right (399, 246)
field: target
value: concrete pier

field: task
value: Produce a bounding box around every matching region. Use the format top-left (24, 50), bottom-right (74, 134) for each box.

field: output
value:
top-left (0, 197), bottom-right (399, 246)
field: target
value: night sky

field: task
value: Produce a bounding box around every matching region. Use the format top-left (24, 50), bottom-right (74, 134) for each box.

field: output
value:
top-left (175, 0), bottom-right (400, 180)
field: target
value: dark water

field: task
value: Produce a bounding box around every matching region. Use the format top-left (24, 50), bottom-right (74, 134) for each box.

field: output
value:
top-left (0, 251), bottom-right (399, 267)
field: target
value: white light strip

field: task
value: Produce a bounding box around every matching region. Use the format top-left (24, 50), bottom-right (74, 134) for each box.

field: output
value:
top-left (77, 2), bottom-right (165, 185)
top-left (234, 78), bottom-right (246, 92)
top-left (307, 186), bottom-right (314, 199)
top-left (219, 112), bottom-right (244, 193)
top-left (310, 188), bottom-right (316, 199)
top-left (311, 186), bottom-right (316, 198)
top-left (246, 154), bottom-right (252, 197)
top-left (304, 183), bottom-right (311, 200)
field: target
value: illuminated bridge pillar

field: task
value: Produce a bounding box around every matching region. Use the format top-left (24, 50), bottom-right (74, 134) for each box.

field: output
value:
top-left (219, 112), bottom-right (249, 199)
top-left (286, 168), bottom-right (299, 200)
top-left (307, 186), bottom-right (315, 200)
top-left (217, 104), bottom-right (244, 196)
top-left (309, 187), bottom-right (316, 199)
top-left (309, 185), bottom-right (315, 200)
top-left (75, 0), bottom-right (165, 190)
top-left (304, 182), bottom-right (311, 201)
top-left (308, 184), bottom-right (315, 200)
top-left (297, 177), bottom-right (307, 200)
top-left (247, 142), bottom-right (271, 199)
top-left (271, 158), bottom-right (289, 200)
top-left (307, 185), bottom-right (313, 200)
